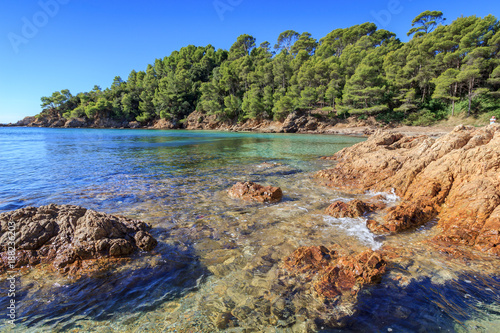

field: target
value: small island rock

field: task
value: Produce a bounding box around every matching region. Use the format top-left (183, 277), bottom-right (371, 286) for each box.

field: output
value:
top-left (228, 181), bottom-right (283, 203)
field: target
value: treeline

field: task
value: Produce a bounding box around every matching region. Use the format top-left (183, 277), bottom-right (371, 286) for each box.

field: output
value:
top-left (40, 11), bottom-right (500, 126)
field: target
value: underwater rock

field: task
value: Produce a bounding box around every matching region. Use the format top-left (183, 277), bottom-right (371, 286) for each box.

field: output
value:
top-left (284, 246), bottom-right (386, 298)
top-left (0, 204), bottom-right (157, 275)
top-left (317, 125), bottom-right (500, 254)
top-left (314, 250), bottom-right (386, 299)
top-left (283, 245), bottom-right (335, 274)
top-left (282, 246), bottom-right (387, 327)
top-left (228, 181), bottom-right (283, 203)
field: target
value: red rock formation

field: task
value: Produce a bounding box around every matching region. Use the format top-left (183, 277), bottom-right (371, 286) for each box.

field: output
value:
top-left (314, 250), bottom-right (386, 298)
top-left (0, 204), bottom-right (157, 275)
top-left (325, 199), bottom-right (384, 218)
top-left (317, 124), bottom-right (500, 255)
top-left (228, 181), bottom-right (283, 203)
top-left (283, 246), bottom-right (386, 299)
top-left (282, 245), bottom-right (336, 274)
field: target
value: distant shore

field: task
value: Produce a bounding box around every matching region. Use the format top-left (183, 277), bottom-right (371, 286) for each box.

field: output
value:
top-left (1, 110), bottom-right (460, 138)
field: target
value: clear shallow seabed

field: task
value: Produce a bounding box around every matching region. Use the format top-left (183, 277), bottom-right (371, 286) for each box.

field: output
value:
top-left (0, 127), bottom-right (499, 332)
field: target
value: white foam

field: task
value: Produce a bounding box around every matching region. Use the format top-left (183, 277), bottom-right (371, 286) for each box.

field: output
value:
top-left (366, 188), bottom-right (400, 203)
top-left (324, 215), bottom-right (383, 250)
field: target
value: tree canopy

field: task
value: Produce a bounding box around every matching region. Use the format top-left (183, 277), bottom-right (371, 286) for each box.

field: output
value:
top-left (40, 12), bottom-right (500, 125)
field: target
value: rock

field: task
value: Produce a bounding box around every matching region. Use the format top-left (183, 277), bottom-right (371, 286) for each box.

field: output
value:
top-left (325, 199), bottom-right (377, 218)
top-left (49, 119), bottom-right (66, 127)
top-left (65, 117), bottom-right (88, 128)
top-left (282, 246), bottom-right (387, 326)
top-left (228, 181), bottom-right (283, 203)
top-left (151, 118), bottom-right (179, 129)
top-left (91, 118), bottom-right (126, 128)
top-left (282, 245), bottom-right (335, 274)
top-left (16, 116), bottom-right (36, 126)
top-left (184, 110), bottom-right (233, 130)
top-left (128, 121), bottom-right (141, 129)
top-left (0, 204), bottom-right (157, 275)
top-left (317, 125), bottom-right (500, 254)
top-left (283, 247), bottom-right (386, 299)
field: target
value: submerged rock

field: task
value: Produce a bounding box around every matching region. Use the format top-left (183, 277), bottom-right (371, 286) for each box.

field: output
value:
top-left (0, 204), bottom-right (157, 275)
top-left (282, 245), bottom-right (387, 327)
top-left (317, 124), bottom-right (500, 255)
top-left (228, 181), bottom-right (283, 203)
top-left (314, 250), bottom-right (386, 298)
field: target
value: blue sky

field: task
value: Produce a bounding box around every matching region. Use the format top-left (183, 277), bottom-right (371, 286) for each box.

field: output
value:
top-left (0, 0), bottom-right (498, 123)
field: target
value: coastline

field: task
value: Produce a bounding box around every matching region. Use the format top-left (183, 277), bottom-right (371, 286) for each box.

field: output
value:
top-left (1, 123), bottom-right (499, 331)
top-left (1, 110), bottom-right (458, 138)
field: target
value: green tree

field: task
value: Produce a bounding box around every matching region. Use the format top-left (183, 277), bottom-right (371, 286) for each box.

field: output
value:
top-left (229, 34), bottom-right (256, 60)
top-left (407, 11), bottom-right (446, 38)
top-left (291, 32), bottom-right (317, 55)
top-left (272, 94), bottom-right (294, 120)
top-left (432, 68), bottom-right (459, 115)
top-left (274, 30), bottom-right (300, 53)
top-left (457, 47), bottom-right (488, 116)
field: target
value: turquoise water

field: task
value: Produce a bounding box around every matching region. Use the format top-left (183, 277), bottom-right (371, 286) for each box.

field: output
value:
top-left (0, 127), bottom-right (499, 332)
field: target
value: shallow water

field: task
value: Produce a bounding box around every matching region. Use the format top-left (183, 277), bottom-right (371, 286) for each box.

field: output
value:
top-left (0, 127), bottom-right (499, 332)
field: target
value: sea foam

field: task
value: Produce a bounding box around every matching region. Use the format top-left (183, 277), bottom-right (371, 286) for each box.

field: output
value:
top-left (324, 215), bottom-right (383, 250)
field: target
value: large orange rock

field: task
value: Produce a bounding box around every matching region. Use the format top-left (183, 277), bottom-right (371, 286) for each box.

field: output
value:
top-left (0, 204), bottom-right (157, 276)
top-left (228, 181), bottom-right (283, 203)
top-left (317, 124), bottom-right (500, 254)
top-left (283, 246), bottom-right (386, 299)
top-left (314, 250), bottom-right (386, 298)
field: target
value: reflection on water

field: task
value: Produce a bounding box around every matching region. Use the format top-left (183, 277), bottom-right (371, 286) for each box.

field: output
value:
top-left (0, 128), bottom-right (499, 332)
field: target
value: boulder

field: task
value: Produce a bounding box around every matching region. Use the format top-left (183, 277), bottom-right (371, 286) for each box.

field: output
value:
top-left (0, 204), bottom-right (157, 275)
top-left (228, 181), bottom-right (283, 203)
top-left (313, 250), bottom-right (386, 298)
top-left (325, 199), bottom-right (381, 218)
top-left (317, 125), bottom-right (500, 254)
top-left (282, 245), bottom-right (386, 326)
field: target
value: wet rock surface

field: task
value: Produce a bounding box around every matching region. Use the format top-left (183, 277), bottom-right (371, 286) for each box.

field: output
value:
top-left (325, 199), bottom-right (384, 218)
top-left (281, 245), bottom-right (387, 326)
top-left (317, 124), bottom-right (500, 255)
top-left (0, 204), bottom-right (157, 275)
top-left (228, 181), bottom-right (283, 203)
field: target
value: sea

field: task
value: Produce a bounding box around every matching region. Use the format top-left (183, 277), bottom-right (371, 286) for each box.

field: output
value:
top-left (0, 127), bottom-right (499, 332)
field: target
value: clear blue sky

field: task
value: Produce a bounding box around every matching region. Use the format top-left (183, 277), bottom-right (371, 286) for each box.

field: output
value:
top-left (0, 0), bottom-right (498, 123)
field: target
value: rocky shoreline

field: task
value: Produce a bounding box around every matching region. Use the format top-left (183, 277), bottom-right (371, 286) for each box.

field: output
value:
top-left (1, 125), bottom-right (499, 330)
top-left (0, 110), bottom-right (455, 137)
top-left (317, 124), bottom-right (500, 257)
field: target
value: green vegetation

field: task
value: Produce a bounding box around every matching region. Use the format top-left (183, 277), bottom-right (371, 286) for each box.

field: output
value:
top-left (40, 12), bottom-right (500, 126)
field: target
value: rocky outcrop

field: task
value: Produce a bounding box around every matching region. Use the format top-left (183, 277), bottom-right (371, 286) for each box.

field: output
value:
top-left (64, 117), bottom-right (88, 128)
top-left (282, 245), bottom-right (386, 326)
top-left (0, 204), bottom-right (157, 275)
top-left (283, 246), bottom-right (386, 298)
top-left (325, 199), bottom-right (385, 218)
top-left (184, 110), bottom-right (232, 130)
top-left (228, 181), bottom-right (283, 203)
top-left (150, 118), bottom-right (180, 129)
top-left (317, 124), bottom-right (500, 255)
